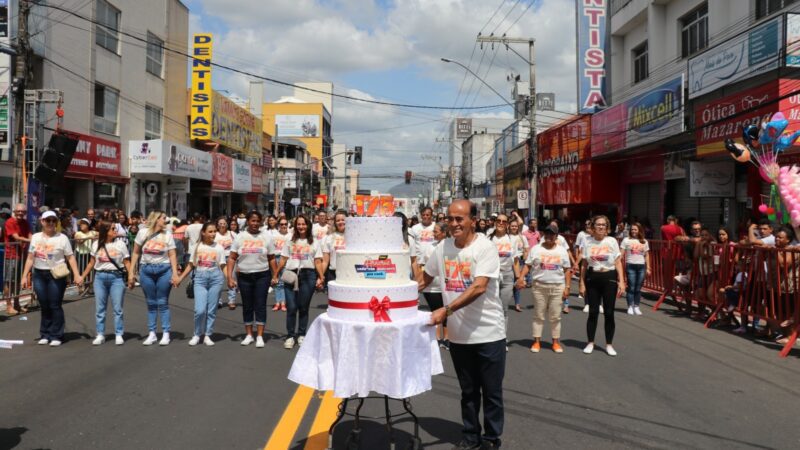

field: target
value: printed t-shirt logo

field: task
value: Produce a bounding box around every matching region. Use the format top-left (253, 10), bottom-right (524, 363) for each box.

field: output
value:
top-left (196, 249), bottom-right (217, 268)
top-left (444, 258), bottom-right (472, 292)
top-left (315, 228), bottom-right (327, 241)
top-left (217, 236), bottom-right (232, 250)
top-left (628, 242), bottom-right (645, 256)
top-left (291, 243), bottom-right (312, 260)
top-left (241, 239), bottom-right (265, 255)
top-left (143, 238), bottom-right (167, 256)
top-left (590, 245), bottom-right (611, 262)
top-left (419, 230), bottom-right (435, 243)
top-left (333, 236), bottom-right (346, 250)
top-left (98, 247), bottom-right (121, 264)
top-left (540, 254), bottom-right (562, 271)
top-left (34, 242), bottom-right (56, 261)
top-left (273, 237), bottom-right (286, 252)
top-left (496, 242), bottom-right (513, 258)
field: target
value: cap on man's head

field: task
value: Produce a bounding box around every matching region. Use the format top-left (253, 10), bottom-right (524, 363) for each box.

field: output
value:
top-left (544, 224), bottom-right (559, 235)
top-left (491, 213), bottom-right (498, 218)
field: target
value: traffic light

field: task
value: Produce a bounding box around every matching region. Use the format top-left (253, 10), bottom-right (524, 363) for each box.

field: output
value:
top-left (354, 146), bottom-right (363, 164)
top-left (405, 170), bottom-right (412, 184)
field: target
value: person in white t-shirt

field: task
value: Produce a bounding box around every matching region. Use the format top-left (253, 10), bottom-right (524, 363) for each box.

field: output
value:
top-left (214, 217), bottom-right (238, 309)
top-left (178, 222), bottom-right (227, 347)
top-left (228, 211), bottom-right (274, 348)
top-left (410, 206), bottom-right (436, 260)
top-left (129, 211), bottom-right (179, 346)
top-left (508, 220), bottom-right (529, 312)
top-left (273, 215), bottom-right (324, 350)
top-left (490, 213), bottom-right (521, 313)
top-left (321, 211), bottom-right (347, 283)
top-left (420, 199), bottom-right (505, 449)
top-left (20, 211), bottom-right (83, 347)
top-left (620, 222), bottom-right (650, 316)
top-left (417, 221), bottom-right (449, 348)
top-left (575, 220), bottom-right (592, 312)
top-left (80, 220), bottom-right (131, 346)
top-left (269, 219), bottom-right (291, 312)
top-left (517, 224), bottom-right (572, 353)
top-left (311, 210), bottom-right (329, 242)
top-left (579, 215), bottom-right (625, 357)
top-left (184, 213), bottom-right (205, 261)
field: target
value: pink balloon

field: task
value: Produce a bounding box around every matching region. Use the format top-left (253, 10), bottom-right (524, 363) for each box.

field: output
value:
top-left (759, 204), bottom-right (768, 213)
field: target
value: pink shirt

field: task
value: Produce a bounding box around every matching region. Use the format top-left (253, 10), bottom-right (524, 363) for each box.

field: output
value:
top-left (522, 229), bottom-right (540, 249)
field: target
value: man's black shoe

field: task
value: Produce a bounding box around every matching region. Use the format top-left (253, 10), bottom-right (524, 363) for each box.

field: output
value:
top-left (451, 439), bottom-right (481, 450)
top-left (480, 440), bottom-right (500, 449)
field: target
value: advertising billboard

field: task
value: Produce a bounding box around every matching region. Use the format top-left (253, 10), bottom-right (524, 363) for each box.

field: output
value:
top-left (538, 115), bottom-right (592, 205)
top-left (275, 115), bottom-right (320, 137)
top-left (576, 0), bottom-right (609, 114)
top-left (129, 140), bottom-right (213, 180)
top-left (232, 159), bottom-right (252, 193)
top-left (190, 33), bottom-right (213, 139)
top-left (211, 92), bottom-right (262, 157)
top-left (212, 152), bottom-right (233, 191)
top-left (66, 131), bottom-right (122, 177)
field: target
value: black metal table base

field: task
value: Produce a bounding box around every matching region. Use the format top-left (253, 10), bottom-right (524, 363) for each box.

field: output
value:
top-left (327, 395), bottom-right (422, 450)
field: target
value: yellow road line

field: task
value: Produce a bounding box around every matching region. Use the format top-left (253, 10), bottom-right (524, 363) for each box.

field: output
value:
top-left (303, 391), bottom-right (341, 450)
top-left (264, 385), bottom-right (315, 450)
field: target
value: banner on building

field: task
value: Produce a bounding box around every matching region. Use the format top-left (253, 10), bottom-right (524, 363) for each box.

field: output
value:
top-left (212, 152), bottom-right (233, 191)
top-left (129, 140), bottom-right (213, 180)
top-left (27, 179), bottom-right (43, 227)
top-left (688, 16), bottom-right (782, 99)
top-left (689, 161), bottom-right (735, 197)
top-left (232, 159), bottom-right (251, 193)
top-left (251, 165), bottom-right (263, 193)
top-left (211, 92), bottom-right (262, 157)
top-left (787, 13), bottom-right (800, 66)
top-left (538, 115), bottom-right (592, 205)
top-left (190, 33), bottom-right (213, 139)
top-left (66, 132), bottom-right (122, 178)
top-left (591, 75), bottom-right (683, 156)
top-left (275, 115), bottom-right (320, 137)
top-left (576, 0), bottom-right (608, 114)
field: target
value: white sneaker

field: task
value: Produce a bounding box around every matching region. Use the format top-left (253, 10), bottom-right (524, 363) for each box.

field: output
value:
top-left (49, 340), bottom-right (62, 347)
top-left (634, 306), bottom-right (642, 316)
top-left (241, 335), bottom-right (254, 346)
top-left (92, 335), bottom-right (106, 346)
top-left (37, 338), bottom-right (49, 345)
top-left (297, 336), bottom-right (305, 346)
top-left (256, 336), bottom-right (265, 348)
top-left (115, 335), bottom-right (124, 345)
top-left (284, 337), bottom-right (295, 349)
top-left (268, 287), bottom-right (274, 294)
top-left (204, 336), bottom-right (215, 346)
top-left (188, 336), bottom-right (201, 346)
top-left (627, 306), bottom-right (634, 315)
top-left (606, 345), bottom-right (618, 357)
top-left (583, 304), bottom-right (590, 313)
top-left (583, 343), bottom-right (594, 354)
top-left (600, 305), bottom-right (605, 314)
top-left (159, 332), bottom-right (171, 346)
top-left (578, 294), bottom-right (584, 299)
top-left (143, 332), bottom-right (158, 346)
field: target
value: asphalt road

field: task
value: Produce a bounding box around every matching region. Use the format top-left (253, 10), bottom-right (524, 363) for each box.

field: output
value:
top-left (2, 284), bottom-right (800, 450)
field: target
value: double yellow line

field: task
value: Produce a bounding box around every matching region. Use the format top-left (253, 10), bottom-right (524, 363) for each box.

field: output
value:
top-left (264, 386), bottom-right (341, 450)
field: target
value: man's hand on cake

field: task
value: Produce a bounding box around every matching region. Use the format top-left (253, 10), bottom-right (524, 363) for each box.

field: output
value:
top-left (429, 307), bottom-right (447, 326)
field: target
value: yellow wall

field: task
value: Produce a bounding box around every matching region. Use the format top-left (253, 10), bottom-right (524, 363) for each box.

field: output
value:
top-left (262, 103), bottom-right (325, 162)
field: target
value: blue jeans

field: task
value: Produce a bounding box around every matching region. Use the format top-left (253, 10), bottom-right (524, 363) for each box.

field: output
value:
top-left (139, 264), bottom-right (173, 333)
top-left (33, 269), bottom-right (67, 340)
top-left (274, 256), bottom-right (286, 303)
top-left (625, 263), bottom-right (646, 307)
top-left (449, 339), bottom-right (506, 446)
top-left (94, 271), bottom-right (126, 336)
top-left (194, 268), bottom-right (225, 336)
top-left (238, 270), bottom-right (270, 326)
top-left (285, 268), bottom-right (317, 337)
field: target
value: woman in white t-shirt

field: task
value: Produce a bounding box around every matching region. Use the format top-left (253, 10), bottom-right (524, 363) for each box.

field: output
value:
top-left (80, 220), bottom-right (131, 346)
top-left (215, 217), bottom-right (237, 309)
top-left (228, 211), bottom-right (274, 348)
top-left (129, 211), bottom-right (179, 346)
top-left (620, 222), bottom-right (650, 316)
top-left (321, 211), bottom-right (347, 283)
top-left (269, 219), bottom-right (291, 312)
top-left (417, 221), bottom-right (449, 348)
top-left (579, 215), bottom-right (625, 356)
top-left (489, 213), bottom-right (520, 312)
top-left (517, 224), bottom-right (572, 353)
top-left (20, 211), bottom-right (83, 347)
top-left (509, 220), bottom-right (529, 312)
top-left (273, 215), bottom-right (324, 350)
top-left (178, 222), bottom-right (227, 347)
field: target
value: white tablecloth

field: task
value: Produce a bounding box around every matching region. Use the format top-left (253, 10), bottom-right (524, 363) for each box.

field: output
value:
top-left (288, 312), bottom-right (444, 399)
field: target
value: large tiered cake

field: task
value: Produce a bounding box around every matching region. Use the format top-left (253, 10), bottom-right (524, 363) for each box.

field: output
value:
top-left (327, 217), bottom-right (419, 322)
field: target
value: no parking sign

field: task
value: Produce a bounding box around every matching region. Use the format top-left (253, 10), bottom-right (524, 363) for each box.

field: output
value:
top-left (516, 190), bottom-right (529, 210)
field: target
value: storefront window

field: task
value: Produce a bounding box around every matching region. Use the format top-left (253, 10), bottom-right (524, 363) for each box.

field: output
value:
top-left (94, 182), bottom-right (124, 210)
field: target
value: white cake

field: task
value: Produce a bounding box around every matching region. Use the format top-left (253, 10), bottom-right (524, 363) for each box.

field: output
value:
top-left (328, 217), bottom-right (419, 322)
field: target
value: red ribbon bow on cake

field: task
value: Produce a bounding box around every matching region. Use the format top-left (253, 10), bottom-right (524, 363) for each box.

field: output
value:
top-left (368, 296), bottom-right (392, 322)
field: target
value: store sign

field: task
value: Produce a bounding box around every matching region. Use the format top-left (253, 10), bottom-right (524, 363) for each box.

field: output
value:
top-left (251, 164), bottom-right (263, 193)
top-left (456, 118), bottom-right (472, 139)
top-left (129, 140), bottom-right (212, 180)
top-left (275, 115), bottom-right (319, 137)
top-left (211, 92), bottom-right (262, 157)
top-left (622, 154), bottom-right (663, 184)
top-left (165, 177), bottom-right (189, 193)
top-left (212, 152), bottom-right (233, 191)
top-left (232, 159), bottom-right (251, 193)
top-left (591, 76), bottom-right (683, 156)
top-left (688, 17), bottom-right (781, 99)
top-left (190, 33), bottom-right (213, 139)
top-left (538, 115), bottom-right (592, 205)
top-left (787, 14), bottom-right (800, 66)
top-left (695, 78), bottom-right (800, 157)
top-left (576, 0), bottom-right (608, 113)
top-left (66, 131), bottom-right (122, 177)
top-left (689, 161), bottom-right (735, 197)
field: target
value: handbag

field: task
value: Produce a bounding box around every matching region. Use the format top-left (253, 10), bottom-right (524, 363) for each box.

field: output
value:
top-left (280, 269), bottom-right (299, 291)
top-left (44, 235), bottom-right (70, 279)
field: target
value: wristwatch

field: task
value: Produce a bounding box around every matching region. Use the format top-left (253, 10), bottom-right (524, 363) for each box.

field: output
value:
top-left (445, 305), bottom-right (454, 317)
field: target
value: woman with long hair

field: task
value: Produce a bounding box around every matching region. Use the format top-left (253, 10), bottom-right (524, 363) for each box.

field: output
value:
top-left (269, 218), bottom-right (291, 312)
top-left (228, 216), bottom-right (240, 234)
top-left (489, 213), bottom-right (520, 313)
top-left (579, 215), bottom-right (625, 356)
top-left (215, 216), bottom-right (238, 309)
top-left (265, 215), bottom-right (278, 234)
top-left (621, 222), bottom-right (650, 316)
top-left (508, 220), bottom-right (529, 312)
top-left (128, 211), bottom-right (179, 346)
top-left (417, 221), bottom-right (449, 349)
top-left (273, 215), bottom-right (323, 350)
top-left (228, 211), bottom-right (274, 348)
top-left (178, 222), bottom-right (227, 347)
top-left (80, 220), bottom-right (131, 345)
top-left (321, 211), bottom-right (347, 283)
top-left (20, 211), bottom-right (83, 346)
top-left (476, 218), bottom-right (488, 234)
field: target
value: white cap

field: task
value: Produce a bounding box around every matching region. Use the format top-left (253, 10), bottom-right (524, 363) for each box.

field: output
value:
top-left (41, 211), bottom-right (57, 220)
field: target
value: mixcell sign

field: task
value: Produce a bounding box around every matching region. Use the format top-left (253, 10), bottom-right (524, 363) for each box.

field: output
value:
top-left (576, 0), bottom-right (608, 114)
top-left (190, 34), bottom-right (213, 139)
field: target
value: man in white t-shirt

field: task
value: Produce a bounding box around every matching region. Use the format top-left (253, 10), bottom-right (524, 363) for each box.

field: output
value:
top-left (184, 213), bottom-right (205, 257)
top-left (311, 210), bottom-right (329, 242)
top-left (409, 206), bottom-right (436, 259)
top-left (420, 199), bottom-right (505, 450)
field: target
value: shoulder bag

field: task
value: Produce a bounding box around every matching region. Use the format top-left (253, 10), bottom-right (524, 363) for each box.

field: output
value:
top-left (100, 242), bottom-right (128, 279)
top-left (46, 235), bottom-right (70, 279)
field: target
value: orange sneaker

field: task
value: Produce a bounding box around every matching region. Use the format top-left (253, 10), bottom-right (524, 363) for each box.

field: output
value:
top-left (530, 341), bottom-right (541, 353)
top-left (272, 304), bottom-right (280, 311)
top-left (552, 342), bottom-right (564, 353)
top-left (280, 303), bottom-right (287, 311)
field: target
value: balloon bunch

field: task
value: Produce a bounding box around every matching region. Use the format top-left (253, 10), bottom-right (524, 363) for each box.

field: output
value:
top-left (725, 112), bottom-right (800, 225)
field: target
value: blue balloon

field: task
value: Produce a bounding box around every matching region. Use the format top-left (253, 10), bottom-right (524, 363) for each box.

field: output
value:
top-left (760, 115), bottom-right (789, 145)
top-left (774, 130), bottom-right (800, 153)
top-left (743, 124), bottom-right (760, 148)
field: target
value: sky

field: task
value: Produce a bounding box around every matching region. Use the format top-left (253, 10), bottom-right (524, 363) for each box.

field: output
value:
top-left (184, 0), bottom-right (578, 192)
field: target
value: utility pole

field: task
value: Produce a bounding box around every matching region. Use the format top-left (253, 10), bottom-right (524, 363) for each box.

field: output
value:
top-left (476, 35), bottom-right (536, 218)
top-left (13, 0), bottom-right (31, 205)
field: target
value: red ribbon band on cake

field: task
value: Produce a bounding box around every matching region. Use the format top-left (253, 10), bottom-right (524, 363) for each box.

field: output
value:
top-left (328, 296), bottom-right (418, 322)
